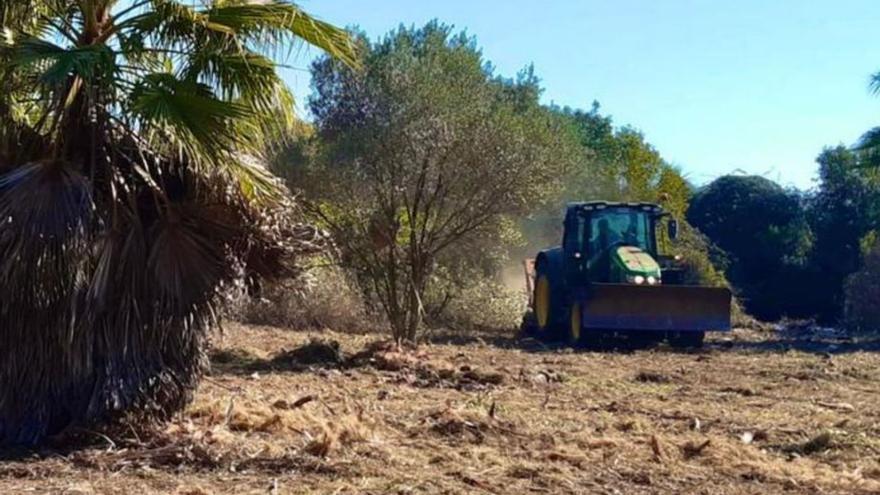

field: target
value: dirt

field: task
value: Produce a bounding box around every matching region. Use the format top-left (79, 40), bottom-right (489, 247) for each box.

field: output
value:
top-left (1, 323), bottom-right (879, 494)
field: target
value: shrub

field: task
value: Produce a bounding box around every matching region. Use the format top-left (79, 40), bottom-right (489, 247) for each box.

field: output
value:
top-left (424, 276), bottom-right (526, 334)
top-left (674, 221), bottom-right (729, 287)
top-left (232, 266), bottom-right (377, 333)
top-left (844, 244), bottom-right (880, 334)
top-left (688, 175), bottom-right (812, 320)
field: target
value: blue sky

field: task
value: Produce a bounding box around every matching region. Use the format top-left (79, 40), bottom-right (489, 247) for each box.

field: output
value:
top-left (279, 0), bottom-right (880, 190)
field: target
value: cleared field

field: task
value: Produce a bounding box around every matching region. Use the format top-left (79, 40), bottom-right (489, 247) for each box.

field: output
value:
top-left (1, 324), bottom-right (879, 494)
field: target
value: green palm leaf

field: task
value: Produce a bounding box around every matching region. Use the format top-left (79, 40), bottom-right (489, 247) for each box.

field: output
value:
top-left (131, 73), bottom-right (253, 162)
top-left (856, 127), bottom-right (880, 169)
top-left (13, 38), bottom-right (116, 85)
top-left (860, 72), bottom-right (880, 169)
top-left (203, 2), bottom-right (360, 68)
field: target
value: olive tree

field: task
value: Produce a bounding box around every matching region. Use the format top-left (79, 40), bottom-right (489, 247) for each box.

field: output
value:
top-left (303, 23), bottom-right (578, 342)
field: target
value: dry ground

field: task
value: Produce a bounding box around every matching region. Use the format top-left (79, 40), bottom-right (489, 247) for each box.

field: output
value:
top-left (1, 324), bottom-right (880, 494)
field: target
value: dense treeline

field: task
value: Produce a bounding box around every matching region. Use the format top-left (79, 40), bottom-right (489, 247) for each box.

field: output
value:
top-left (689, 149), bottom-right (879, 324)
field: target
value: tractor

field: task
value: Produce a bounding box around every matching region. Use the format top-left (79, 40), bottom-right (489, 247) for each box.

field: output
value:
top-left (523, 201), bottom-right (731, 348)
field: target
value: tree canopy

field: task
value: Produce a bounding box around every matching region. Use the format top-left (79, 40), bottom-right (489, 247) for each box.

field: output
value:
top-left (298, 22), bottom-right (580, 341)
top-left (806, 146), bottom-right (880, 319)
top-left (687, 175), bottom-right (811, 319)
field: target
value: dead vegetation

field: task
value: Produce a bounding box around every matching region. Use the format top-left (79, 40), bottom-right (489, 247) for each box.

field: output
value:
top-left (1, 323), bottom-right (880, 494)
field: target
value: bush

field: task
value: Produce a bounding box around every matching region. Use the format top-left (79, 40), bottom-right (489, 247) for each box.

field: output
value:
top-left (232, 266), bottom-right (377, 332)
top-left (807, 146), bottom-right (880, 322)
top-left (674, 222), bottom-right (729, 287)
top-left (844, 244), bottom-right (880, 334)
top-left (424, 274), bottom-right (526, 334)
top-left (687, 175), bottom-right (812, 320)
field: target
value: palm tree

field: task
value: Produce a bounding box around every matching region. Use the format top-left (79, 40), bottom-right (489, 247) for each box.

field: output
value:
top-left (857, 73), bottom-right (880, 168)
top-left (0, 0), bottom-right (356, 445)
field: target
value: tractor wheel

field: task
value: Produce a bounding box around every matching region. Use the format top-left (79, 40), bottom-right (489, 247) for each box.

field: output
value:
top-left (668, 331), bottom-right (705, 349)
top-left (566, 302), bottom-right (582, 346)
top-left (519, 310), bottom-right (538, 337)
top-left (533, 274), bottom-right (561, 340)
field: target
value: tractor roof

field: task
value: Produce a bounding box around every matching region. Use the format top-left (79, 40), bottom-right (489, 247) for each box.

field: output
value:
top-left (566, 201), bottom-right (664, 214)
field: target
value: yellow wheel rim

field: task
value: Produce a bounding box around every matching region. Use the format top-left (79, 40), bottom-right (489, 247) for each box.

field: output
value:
top-left (535, 276), bottom-right (550, 330)
top-left (569, 302), bottom-right (581, 342)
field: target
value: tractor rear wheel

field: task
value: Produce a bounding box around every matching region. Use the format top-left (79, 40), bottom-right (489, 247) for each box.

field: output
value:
top-left (519, 310), bottom-right (538, 336)
top-left (533, 274), bottom-right (562, 340)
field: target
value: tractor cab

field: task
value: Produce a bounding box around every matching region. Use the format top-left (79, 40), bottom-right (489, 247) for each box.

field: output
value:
top-left (563, 202), bottom-right (675, 285)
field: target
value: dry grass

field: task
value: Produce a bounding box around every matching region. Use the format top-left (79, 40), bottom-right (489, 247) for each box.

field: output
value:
top-left (1, 324), bottom-right (880, 494)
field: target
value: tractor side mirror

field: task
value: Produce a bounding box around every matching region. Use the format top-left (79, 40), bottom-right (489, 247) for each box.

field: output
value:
top-left (668, 219), bottom-right (679, 241)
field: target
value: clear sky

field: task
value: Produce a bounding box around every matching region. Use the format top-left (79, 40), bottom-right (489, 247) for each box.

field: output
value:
top-left (280, 0), bottom-right (880, 190)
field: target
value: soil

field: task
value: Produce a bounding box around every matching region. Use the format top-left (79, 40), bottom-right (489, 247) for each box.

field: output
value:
top-left (1, 323), bottom-right (879, 494)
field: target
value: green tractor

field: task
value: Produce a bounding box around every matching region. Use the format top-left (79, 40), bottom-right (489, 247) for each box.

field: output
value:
top-left (523, 201), bottom-right (731, 348)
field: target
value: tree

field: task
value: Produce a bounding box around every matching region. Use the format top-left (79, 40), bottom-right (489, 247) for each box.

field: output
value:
top-left (0, 0), bottom-right (355, 445)
top-left (551, 104), bottom-right (693, 211)
top-left (302, 23), bottom-right (579, 342)
top-left (807, 146), bottom-right (880, 320)
top-left (844, 240), bottom-right (880, 333)
top-left (687, 175), bottom-right (811, 319)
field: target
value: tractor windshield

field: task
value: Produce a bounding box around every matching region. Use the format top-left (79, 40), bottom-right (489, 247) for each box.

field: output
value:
top-left (588, 209), bottom-right (652, 254)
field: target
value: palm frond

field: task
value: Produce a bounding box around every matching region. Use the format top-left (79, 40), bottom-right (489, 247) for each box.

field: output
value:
top-left (855, 127), bottom-right (880, 169)
top-left (0, 162), bottom-right (94, 443)
top-left (203, 2), bottom-right (360, 68)
top-left (148, 202), bottom-right (238, 313)
top-left (870, 71), bottom-right (880, 96)
top-left (131, 72), bottom-right (253, 163)
top-left (12, 37), bottom-right (116, 86)
top-left (181, 49), bottom-right (292, 121)
top-left (227, 153), bottom-right (286, 201)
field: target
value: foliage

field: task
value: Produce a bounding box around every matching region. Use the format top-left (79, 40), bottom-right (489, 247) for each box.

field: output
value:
top-left (686, 148), bottom-right (879, 325)
top-left (854, 72), bottom-right (880, 169)
top-left (300, 22), bottom-right (580, 342)
top-left (844, 241), bottom-right (880, 334)
top-left (0, 0), bottom-right (355, 445)
top-left (549, 104), bottom-right (690, 207)
top-left (806, 146), bottom-right (880, 320)
top-left (687, 175), bottom-right (812, 319)
top-left (673, 222), bottom-right (729, 287)
top-left (233, 265), bottom-right (376, 332)
top-left (424, 272), bottom-right (526, 334)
